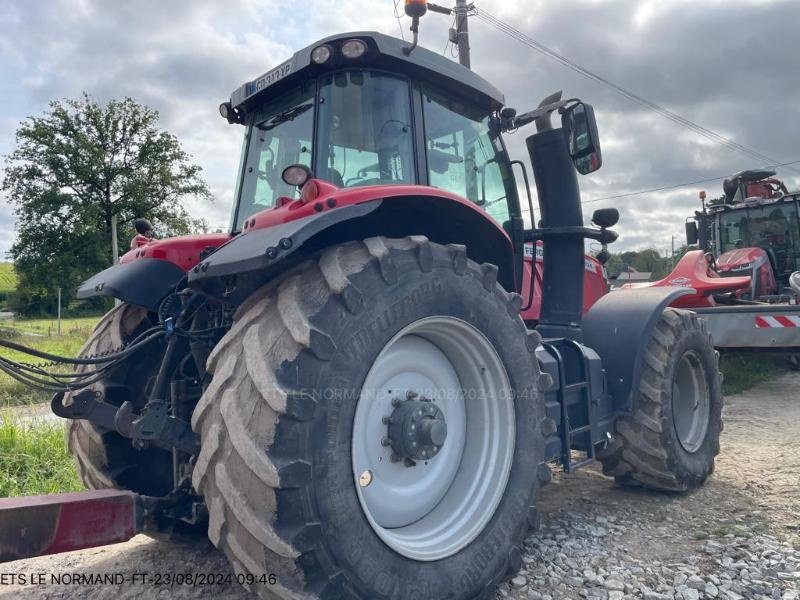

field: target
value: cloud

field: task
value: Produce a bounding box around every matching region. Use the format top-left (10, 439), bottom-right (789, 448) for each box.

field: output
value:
top-left (1, 0), bottom-right (798, 261)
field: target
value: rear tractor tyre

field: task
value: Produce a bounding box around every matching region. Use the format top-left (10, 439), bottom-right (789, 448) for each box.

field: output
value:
top-left (191, 236), bottom-right (545, 600)
top-left (65, 304), bottom-right (203, 541)
top-left (597, 308), bottom-right (723, 492)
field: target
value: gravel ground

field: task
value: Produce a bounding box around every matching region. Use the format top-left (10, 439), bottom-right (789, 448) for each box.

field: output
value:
top-left (2, 373), bottom-right (799, 600)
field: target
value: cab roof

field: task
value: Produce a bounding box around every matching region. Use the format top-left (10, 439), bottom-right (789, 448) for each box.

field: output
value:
top-left (229, 31), bottom-right (505, 117)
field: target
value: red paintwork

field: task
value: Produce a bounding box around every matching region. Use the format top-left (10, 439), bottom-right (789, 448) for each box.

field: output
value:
top-left (240, 179), bottom-right (512, 242)
top-left (0, 489), bottom-right (139, 561)
top-left (520, 242), bottom-right (607, 320)
top-left (746, 178), bottom-right (783, 200)
top-left (117, 181), bottom-right (508, 276)
top-left (621, 250), bottom-right (752, 308)
top-left (130, 234), bottom-right (151, 249)
top-left (120, 233), bottom-right (232, 272)
top-left (717, 247), bottom-right (777, 297)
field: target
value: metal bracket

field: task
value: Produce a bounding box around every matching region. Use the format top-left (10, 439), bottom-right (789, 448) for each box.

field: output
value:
top-left (51, 390), bottom-right (199, 455)
top-left (116, 400), bottom-right (198, 455)
top-left (524, 226), bottom-right (618, 245)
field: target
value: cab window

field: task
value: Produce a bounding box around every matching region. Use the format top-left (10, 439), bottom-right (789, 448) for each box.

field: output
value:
top-left (316, 71), bottom-right (415, 188)
top-left (422, 87), bottom-right (511, 225)
top-left (235, 86), bottom-right (315, 229)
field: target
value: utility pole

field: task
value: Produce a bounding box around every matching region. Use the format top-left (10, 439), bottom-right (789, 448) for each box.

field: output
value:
top-left (454, 0), bottom-right (471, 69)
top-left (111, 213), bottom-right (121, 307)
top-left (426, 1), bottom-right (473, 69)
top-left (671, 236), bottom-right (675, 270)
top-left (57, 287), bottom-right (62, 336)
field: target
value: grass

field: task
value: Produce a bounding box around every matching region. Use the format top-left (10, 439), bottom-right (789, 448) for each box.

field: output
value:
top-left (719, 353), bottom-right (791, 395)
top-left (0, 315), bottom-right (101, 406)
top-left (0, 263), bottom-right (16, 295)
top-left (0, 412), bottom-right (83, 496)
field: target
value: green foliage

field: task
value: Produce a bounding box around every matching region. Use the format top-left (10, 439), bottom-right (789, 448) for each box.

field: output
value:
top-left (604, 246), bottom-right (694, 281)
top-left (0, 264), bottom-right (16, 294)
top-left (3, 94), bottom-right (211, 315)
top-left (719, 354), bottom-right (790, 395)
top-left (0, 263), bottom-right (17, 310)
top-left (0, 414), bottom-right (83, 496)
top-left (0, 315), bottom-right (100, 406)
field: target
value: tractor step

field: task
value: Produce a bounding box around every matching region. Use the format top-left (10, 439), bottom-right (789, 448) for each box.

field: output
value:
top-left (540, 339), bottom-right (601, 473)
top-left (0, 490), bottom-right (142, 562)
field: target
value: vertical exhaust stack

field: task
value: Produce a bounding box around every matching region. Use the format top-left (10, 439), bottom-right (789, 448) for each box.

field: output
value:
top-left (527, 127), bottom-right (585, 340)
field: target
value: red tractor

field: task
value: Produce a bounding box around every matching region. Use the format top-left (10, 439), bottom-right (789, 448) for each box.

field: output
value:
top-left (30, 27), bottom-right (722, 600)
top-left (686, 169), bottom-right (799, 299)
top-left (624, 170), bottom-right (800, 352)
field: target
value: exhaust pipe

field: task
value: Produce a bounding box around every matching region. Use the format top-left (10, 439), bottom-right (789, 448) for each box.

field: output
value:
top-left (527, 126), bottom-right (585, 340)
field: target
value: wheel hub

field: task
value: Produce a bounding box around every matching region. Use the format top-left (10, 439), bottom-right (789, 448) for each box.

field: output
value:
top-left (386, 395), bottom-right (448, 464)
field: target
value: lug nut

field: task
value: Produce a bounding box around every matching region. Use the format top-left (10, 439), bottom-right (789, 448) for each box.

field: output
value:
top-left (381, 437), bottom-right (391, 447)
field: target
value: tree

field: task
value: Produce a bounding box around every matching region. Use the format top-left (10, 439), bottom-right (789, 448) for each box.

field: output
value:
top-left (2, 94), bottom-right (211, 314)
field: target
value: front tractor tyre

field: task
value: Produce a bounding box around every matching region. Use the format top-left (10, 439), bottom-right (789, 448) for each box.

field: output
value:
top-left (597, 308), bottom-right (723, 492)
top-left (191, 237), bottom-right (545, 600)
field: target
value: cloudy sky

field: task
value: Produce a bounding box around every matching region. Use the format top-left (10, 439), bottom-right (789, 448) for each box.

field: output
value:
top-left (1, 0), bottom-right (798, 258)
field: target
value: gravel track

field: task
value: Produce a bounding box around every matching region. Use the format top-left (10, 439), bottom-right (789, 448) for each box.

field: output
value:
top-left (2, 373), bottom-right (798, 600)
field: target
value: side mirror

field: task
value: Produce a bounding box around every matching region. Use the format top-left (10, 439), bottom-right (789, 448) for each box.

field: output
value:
top-left (134, 218), bottom-right (154, 238)
top-left (592, 208), bottom-right (619, 229)
top-left (685, 221), bottom-right (699, 246)
top-left (561, 102), bottom-right (602, 175)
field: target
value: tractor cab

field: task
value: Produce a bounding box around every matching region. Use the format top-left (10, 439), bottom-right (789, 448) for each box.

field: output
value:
top-left (224, 32), bottom-right (517, 234)
top-left (687, 169), bottom-right (800, 296)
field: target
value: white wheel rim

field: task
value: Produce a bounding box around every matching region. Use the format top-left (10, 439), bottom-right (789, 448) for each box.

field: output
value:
top-left (672, 350), bottom-right (710, 453)
top-left (352, 316), bottom-right (515, 561)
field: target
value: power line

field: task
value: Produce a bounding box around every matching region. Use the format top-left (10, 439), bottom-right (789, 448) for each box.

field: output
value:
top-left (393, 0), bottom-right (406, 41)
top-left (474, 8), bottom-right (800, 176)
top-left (582, 158), bottom-right (800, 204)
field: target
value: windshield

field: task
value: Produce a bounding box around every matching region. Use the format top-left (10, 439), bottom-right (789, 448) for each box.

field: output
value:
top-left (234, 86), bottom-right (315, 230)
top-left (719, 203), bottom-right (800, 275)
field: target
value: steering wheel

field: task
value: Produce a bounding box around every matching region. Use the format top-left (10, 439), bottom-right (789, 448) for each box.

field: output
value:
top-left (345, 167), bottom-right (394, 187)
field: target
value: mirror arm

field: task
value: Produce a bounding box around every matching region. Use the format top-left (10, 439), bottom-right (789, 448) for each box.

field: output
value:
top-left (503, 95), bottom-right (569, 132)
top-left (524, 226), bottom-right (618, 245)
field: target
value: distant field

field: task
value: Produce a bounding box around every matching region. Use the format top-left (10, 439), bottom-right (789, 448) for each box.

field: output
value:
top-left (0, 263), bottom-right (16, 294)
top-left (0, 315), bottom-right (101, 406)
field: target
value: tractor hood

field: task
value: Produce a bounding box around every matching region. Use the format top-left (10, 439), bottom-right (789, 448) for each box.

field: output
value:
top-left (716, 247), bottom-right (768, 275)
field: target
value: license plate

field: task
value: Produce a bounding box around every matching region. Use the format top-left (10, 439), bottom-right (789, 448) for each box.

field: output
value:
top-left (247, 60), bottom-right (293, 96)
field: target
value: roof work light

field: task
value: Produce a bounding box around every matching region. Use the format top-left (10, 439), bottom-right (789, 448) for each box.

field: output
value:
top-left (341, 39), bottom-right (367, 59)
top-left (405, 0), bottom-right (427, 18)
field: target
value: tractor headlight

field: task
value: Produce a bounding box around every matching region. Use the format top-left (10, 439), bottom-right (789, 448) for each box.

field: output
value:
top-left (219, 102), bottom-right (233, 119)
top-left (311, 44), bottom-right (333, 64)
top-left (341, 39), bottom-right (367, 59)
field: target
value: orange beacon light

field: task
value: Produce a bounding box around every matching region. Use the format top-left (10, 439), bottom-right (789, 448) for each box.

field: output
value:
top-left (405, 0), bottom-right (428, 18)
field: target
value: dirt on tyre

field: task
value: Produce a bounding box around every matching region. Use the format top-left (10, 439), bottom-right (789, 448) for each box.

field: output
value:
top-left (191, 236), bottom-right (546, 600)
top-left (65, 304), bottom-right (200, 539)
top-left (597, 308), bottom-right (723, 492)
